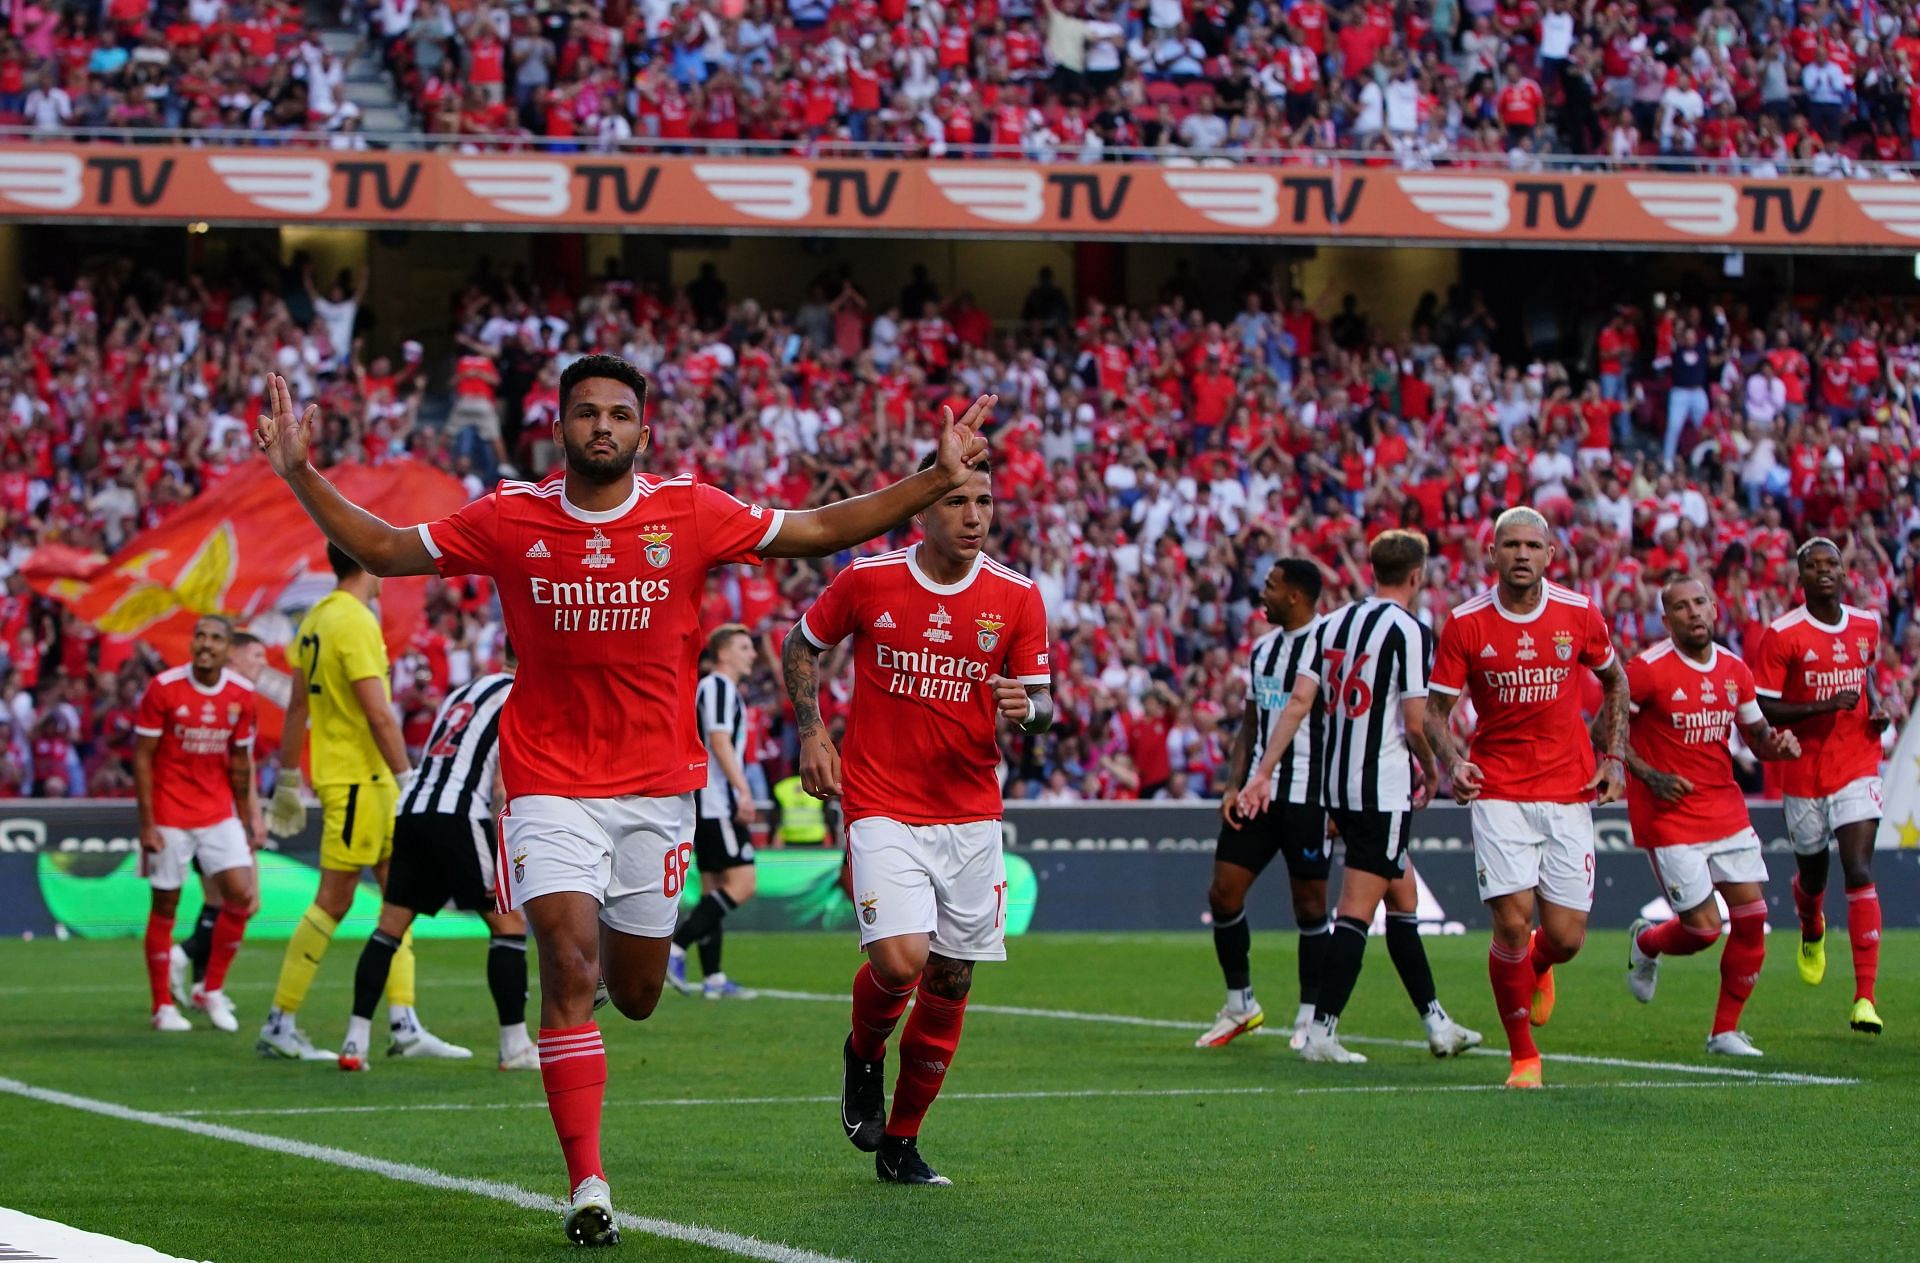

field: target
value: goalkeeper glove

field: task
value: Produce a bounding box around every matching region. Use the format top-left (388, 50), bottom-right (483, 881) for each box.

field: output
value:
top-left (266, 771), bottom-right (308, 838)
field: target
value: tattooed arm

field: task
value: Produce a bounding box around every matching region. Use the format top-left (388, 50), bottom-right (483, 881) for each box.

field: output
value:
top-left (782, 627), bottom-right (842, 800)
top-left (1422, 689), bottom-right (1482, 803)
top-left (1587, 657), bottom-right (1630, 805)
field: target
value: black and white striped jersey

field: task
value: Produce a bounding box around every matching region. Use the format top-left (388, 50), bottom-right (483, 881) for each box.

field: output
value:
top-left (1247, 616), bottom-right (1324, 807)
top-left (1299, 598), bottom-right (1431, 814)
top-left (695, 672), bottom-right (747, 821)
top-left (399, 672), bottom-right (512, 822)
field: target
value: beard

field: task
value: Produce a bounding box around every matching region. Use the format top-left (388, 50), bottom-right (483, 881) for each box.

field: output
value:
top-left (563, 436), bottom-right (637, 484)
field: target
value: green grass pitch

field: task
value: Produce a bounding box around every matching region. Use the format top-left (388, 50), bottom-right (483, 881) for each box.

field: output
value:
top-left (0, 930), bottom-right (1912, 1262)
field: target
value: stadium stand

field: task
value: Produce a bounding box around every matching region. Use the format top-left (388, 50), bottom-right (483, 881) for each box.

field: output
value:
top-left (0, 252), bottom-right (1913, 804)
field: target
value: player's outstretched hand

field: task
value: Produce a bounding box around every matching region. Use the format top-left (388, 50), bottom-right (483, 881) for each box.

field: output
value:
top-left (255, 373), bottom-right (319, 478)
top-left (1449, 759), bottom-right (1483, 803)
top-left (266, 770), bottom-right (308, 838)
top-left (799, 730), bottom-right (842, 801)
top-left (1589, 755), bottom-right (1628, 805)
top-left (935, 393), bottom-right (996, 487)
top-left (987, 674), bottom-right (1031, 723)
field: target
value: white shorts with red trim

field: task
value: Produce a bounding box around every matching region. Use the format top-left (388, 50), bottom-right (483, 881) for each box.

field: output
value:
top-left (142, 818), bottom-right (251, 891)
top-left (1783, 777), bottom-right (1883, 856)
top-left (1646, 828), bottom-right (1768, 912)
top-left (1469, 799), bottom-right (1596, 911)
top-left (848, 817), bottom-right (1008, 962)
top-left (498, 793), bottom-right (694, 937)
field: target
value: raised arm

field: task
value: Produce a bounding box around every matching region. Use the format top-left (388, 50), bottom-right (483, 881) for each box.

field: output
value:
top-left (255, 374), bottom-right (437, 577)
top-left (782, 627), bottom-right (841, 800)
top-left (763, 394), bottom-right (994, 558)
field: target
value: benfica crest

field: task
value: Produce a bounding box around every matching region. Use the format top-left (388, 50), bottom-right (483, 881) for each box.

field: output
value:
top-left (1858, 637), bottom-right (1872, 664)
top-left (640, 531), bottom-right (673, 569)
top-left (976, 618), bottom-right (1004, 652)
top-left (1552, 630), bottom-right (1574, 661)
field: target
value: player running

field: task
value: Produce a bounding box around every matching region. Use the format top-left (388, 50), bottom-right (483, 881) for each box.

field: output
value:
top-left (134, 615), bottom-right (262, 1033)
top-left (1752, 538), bottom-right (1890, 1035)
top-left (1423, 507), bottom-right (1630, 1089)
top-left (338, 645), bottom-right (531, 1071)
top-left (784, 452), bottom-right (1049, 1188)
top-left (257, 544), bottom-right (462, 1062)
top-left (1199, 558), bottom-right (1330, 1050)
top-left (1619, 577), bottom-right (1801, 1055)
top-left (257, 361), bottom-right (991, 1245)
top-left (666, 623), bottom-right (760, 1000)
top-left (1239, 530), bottom-right (1481, 1063)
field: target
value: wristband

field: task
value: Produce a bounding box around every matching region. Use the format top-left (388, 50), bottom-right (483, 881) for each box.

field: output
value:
top-left (1021, 694), bottom-right (1037, 724)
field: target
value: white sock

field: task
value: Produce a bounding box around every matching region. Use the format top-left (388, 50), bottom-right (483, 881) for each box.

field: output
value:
top-left (500, 1022), bottom-right (530, 1056)
top-left (669, 943), bottom-right (686, 961)
top-left (266, 1006), bottom-right (289, 1033)
top-left (706, 971), bottom-right (727, 987)
top-left (389, 1004), bottom-right (420, 1036)
top-left (1422, 1002), bottom-right (1450, 1029)
top-left (1228, 987), bottom-right (1256, 1012)
top-left (345, 1014), bottom-right (372, 1052)
top-left (1294, 1002), bottom-right (1314, 1027)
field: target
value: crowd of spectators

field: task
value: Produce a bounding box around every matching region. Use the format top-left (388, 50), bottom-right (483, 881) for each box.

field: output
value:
top-left (0, 244), bottom-right (1916, 804)
top-left (10, 0), bottom-right (1920, 176)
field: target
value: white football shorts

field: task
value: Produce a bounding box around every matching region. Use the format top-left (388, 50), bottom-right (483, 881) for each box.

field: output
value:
top-left (142, 817), bottom-right (252, 891)
top-left (1646, 828), bottom-right (1769, 912)
top-left (1784, 777), bottom-right (1884, 856)
top-left (499, 793), bottom-right (694, 937)
top-left (1470, 798), bottom-right (1596, 912)
top-left (848, 817), bottom-right (1008, 962)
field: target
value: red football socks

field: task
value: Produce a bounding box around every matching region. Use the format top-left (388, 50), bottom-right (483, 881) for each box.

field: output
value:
top-left (1791, 873), bottom-right (1825, 941)
top-left (849, 962), bottom-right (918, 1062)
top-left (144, 911), bottom-right (174, 1013)
top-left (886, 989), bottom-right (968, 1140)
top-left (202, 905), bottom-right (250, 993)
top-left (1488, 941), bottom-right (1537, 1061)
top-left (1846, 885), bottom-right (1881, 1003)
top-left (1528, 927), bottom-right (1573, 975)
top-left (539, 1024), bottom-right (606, 1189)
top-left (1637, 917), bottom-right (1718, 959)
top-left (1713, 900), bottom-right (1768, 1035)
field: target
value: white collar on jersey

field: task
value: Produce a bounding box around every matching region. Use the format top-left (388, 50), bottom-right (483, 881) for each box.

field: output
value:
top-left (181, 668), bottom-right (234, 697)
top-left (1799, 606), bottom-right (1848, 634)
top-left (559, 476), bottom-right (642, 524)
top-left (1490, 588), bottom-right (1549, 625)
top-left (906, 544), bottom-right (985, 596)
top-left (1668, 641), bottom-right (1719, 674)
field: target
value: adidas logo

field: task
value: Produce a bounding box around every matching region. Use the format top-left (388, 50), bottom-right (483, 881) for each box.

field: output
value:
top-left (1479, 644), bottom-right (1498, 658)
top-left (1804, 649), bottom-right (1819, 662)
top-left (1672, 687), bottom-right (1687, 701)
top-left (525, 539), bottom-right (551, 559)
top-left (874, 611), bottom-right (896, 629)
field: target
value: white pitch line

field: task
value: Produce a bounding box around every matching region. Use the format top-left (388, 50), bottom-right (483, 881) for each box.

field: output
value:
top-left (0, 1077), bottom-right (855, 1263)
top-left (754, 989), bottom-right (1859, 1087)
top-left (164, 1077), bottom-right (1824, 1120)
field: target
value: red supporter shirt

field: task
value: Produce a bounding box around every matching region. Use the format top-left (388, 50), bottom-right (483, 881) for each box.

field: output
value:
top-left (134, 666), bottom-right (258, 829)
top-left (1625, 641), bottom-right (1762, 847)
top-left (419, 472), bottom-right (784, 799)
top-left (1751, 604), bottom-right (1882, 798)
top-left (1430, 583), bottom-right (1618, 803)
top-left (798, 545), bottom-right (1050, 825)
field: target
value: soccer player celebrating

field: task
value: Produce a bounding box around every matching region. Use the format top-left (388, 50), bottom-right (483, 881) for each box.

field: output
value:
top-left (783, 452), bottom-right (1049, 1188)
top-left (1752, 538), bottom-right (1890, 1035)
top-left (1423, 507), bottom-right (1631, 1089)
top-left (1620, 577), bottom-right (1801, 1055)
top-left (666, 623), bottom-right (761, 999)
top-left (1239, 530), bottom-right (1481, 1063)
top-left (256, 364), bottom-right (991, 1245)
top-left (338, 645), bottom-right (527, 1071)
top-left (257, 544), bottom-right (463, 1062)
top-left (1199, 558), bottom-right (1330, 1050)
top-left (133, 615), bottom-right (262, 1033)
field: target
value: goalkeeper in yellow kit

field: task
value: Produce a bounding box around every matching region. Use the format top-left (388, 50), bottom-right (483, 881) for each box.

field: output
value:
top-left (256, 543), bottom-right (469, 1062)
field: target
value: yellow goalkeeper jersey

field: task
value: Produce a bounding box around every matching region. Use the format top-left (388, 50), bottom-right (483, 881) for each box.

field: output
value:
top-left (294, 589), bottom-right (391, 787)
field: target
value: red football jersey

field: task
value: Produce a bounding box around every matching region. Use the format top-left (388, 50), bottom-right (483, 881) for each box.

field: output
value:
top-left (1430, 582), bottom-right (1618, 803)
top-left (1751, 604), bottom-right (1882, 798)
top-left (1625, 641), bottom-right (1762, 847)
top-left (798, 546), bottom-right (1049, 826)
top-left (134, 666), bottom-right (258, 828)
top-left (420, 472), bottom-right (782, 799)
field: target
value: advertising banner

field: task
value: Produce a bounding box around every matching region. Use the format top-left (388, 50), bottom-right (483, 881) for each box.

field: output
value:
top-left (1, 146), bottom-right (1916, 250)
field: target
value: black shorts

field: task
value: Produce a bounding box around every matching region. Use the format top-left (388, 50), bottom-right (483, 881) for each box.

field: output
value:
top-left (1217, 801), bottom-right (1331, 881)
top-left (383, 812), bottom-right (495, 915)
top-left (694, 815), bottom-right (756, 873)
top-left (1329, 808), bottom-right (1412, 880)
